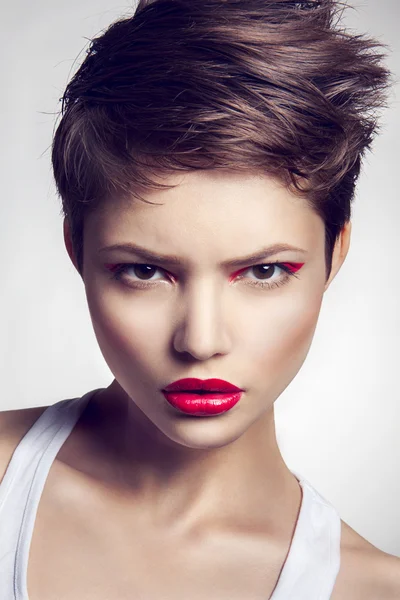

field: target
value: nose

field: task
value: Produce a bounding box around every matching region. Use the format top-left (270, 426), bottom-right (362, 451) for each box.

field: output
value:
top-left (172, 282), bottom-right (232, 361)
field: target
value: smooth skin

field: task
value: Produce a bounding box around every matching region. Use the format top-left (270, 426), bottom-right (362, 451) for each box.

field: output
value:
top-left (0, 170), bottom-right (399, 599)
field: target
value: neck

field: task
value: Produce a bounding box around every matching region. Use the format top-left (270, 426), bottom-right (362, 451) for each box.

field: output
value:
top-left (76, 383), bottom-right (301, 536)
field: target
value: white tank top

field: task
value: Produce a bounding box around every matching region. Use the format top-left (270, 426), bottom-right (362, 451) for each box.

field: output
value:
top-left (0, 389), bottom-right (341, 599)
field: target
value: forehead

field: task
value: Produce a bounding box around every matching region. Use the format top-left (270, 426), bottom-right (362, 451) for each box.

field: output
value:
top-left (86, 170), bottom-right (324, 259)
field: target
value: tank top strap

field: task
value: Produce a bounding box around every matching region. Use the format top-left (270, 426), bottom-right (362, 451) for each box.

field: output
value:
top-left (270, 471), bottom-right (341, 600)
top-left (0, 389), bottom-right (98, 600)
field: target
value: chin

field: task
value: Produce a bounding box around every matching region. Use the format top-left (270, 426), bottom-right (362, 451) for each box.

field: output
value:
top-left (147, 406), bottom-right (260, 451)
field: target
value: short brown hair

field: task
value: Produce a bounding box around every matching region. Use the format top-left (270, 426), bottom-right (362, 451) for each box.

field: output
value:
top-left (52, 0), bottom-right (392, 278)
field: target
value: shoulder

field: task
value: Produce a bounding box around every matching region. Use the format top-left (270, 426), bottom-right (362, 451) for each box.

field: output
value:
top-left (331, 519), bottom-right (400, 600)
top-left (0, 404), bottom-right (49, 483)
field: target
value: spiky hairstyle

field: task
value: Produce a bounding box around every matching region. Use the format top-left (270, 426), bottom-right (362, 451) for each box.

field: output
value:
top-left (52, 0), bottom-right (392, 278)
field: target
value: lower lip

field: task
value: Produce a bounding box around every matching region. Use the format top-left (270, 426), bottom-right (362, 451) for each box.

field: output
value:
top-left (162, 391), bottom-right (243, 415)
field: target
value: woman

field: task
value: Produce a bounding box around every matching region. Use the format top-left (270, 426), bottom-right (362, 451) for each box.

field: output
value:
top-left (0, 0), bottom-right (399, 598)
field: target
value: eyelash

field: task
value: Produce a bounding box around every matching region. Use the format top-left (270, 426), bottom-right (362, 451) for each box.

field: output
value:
top-left (105, 262), bottom-right (303, 291)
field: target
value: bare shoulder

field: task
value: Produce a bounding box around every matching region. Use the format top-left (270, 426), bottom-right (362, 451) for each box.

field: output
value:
top-left (0, 404), bottom-right (49, 483)
top-left (331, 519), bottom-right (400, 600)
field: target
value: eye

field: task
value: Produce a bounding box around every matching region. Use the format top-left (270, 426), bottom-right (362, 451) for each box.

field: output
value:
top-left (105, 263), bottom-right (167, 286)
top-left (104, 261), bottom-right (304, 290)
top-left (233, 262), bottom-right (303, 290)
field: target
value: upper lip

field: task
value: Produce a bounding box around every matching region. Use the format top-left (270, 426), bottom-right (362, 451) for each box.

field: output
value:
top-left (163, 378), bottom-right (243, 393)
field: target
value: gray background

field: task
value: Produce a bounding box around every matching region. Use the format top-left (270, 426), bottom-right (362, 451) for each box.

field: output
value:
top-left (1, 1), bottom-right (399, 555)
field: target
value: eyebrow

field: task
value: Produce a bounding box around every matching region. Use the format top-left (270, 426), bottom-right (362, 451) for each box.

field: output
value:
top-left (98, 242), bottom-right (307, 267)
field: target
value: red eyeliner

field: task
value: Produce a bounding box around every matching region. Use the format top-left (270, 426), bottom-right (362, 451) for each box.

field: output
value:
top-left (280, 262), bottom-right (305, 273)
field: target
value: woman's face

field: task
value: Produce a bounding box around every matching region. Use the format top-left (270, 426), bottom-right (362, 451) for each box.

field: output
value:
top-left (69, 170), bottom-right (349, 450)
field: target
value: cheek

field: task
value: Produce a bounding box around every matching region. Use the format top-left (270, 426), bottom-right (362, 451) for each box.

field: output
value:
top-left (244, 292), bottom-right (323, 379)
top-left (87, 292), bottom-right (167, 369)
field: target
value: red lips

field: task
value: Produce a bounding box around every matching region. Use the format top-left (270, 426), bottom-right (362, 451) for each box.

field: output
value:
top-left (163, 378), bottom-right (243, 393)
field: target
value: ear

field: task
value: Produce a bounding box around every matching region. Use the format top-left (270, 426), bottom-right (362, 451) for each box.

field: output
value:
top-left (324, 220), bottom-right (352, 291)
top-left (63, 217), bottom-right (79, 273)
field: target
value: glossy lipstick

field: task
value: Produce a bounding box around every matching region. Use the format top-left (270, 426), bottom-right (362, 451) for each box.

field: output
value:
top-left (162, 378), bottom-right (243, 416)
